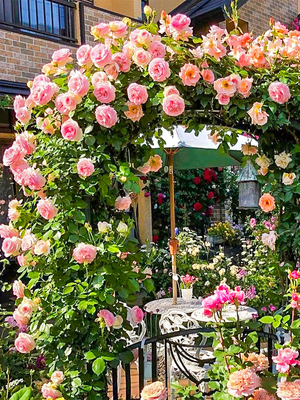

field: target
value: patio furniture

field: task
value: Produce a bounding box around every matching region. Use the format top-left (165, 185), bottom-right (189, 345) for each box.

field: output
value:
top-left (191, 304), bottom-right (258, 323)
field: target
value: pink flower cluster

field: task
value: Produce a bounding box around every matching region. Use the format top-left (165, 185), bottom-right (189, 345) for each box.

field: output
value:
top-left (202, 284), bottom-right (245, 318)
top-left (97, 305), bottom-right (143, 329)
top-left (273, 348), bottom-right (300, 373)
top-left (159, 11), bottom-right (193, 41)
top-left (181, 274), bottom-right (197, 289)
top-left (214, 73), bottom-right (253, 105)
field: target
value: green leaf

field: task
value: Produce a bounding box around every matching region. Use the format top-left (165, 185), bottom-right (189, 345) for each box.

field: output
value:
top-left (85, 351), bottom-right (96, 360)
top-left (84, 125), bottom-right (94, 134)
top-left (9, 387), bottom-right (32, 400)
top-left (260, 316), bottom-right (274, 324)
top-left (85, 135), bottom-right (96, 146)
top-left (74, 210), bottom-right (86, 223)
top-left (63, 286), bottom-right (74, 294)
top-left (143, 278), bottom-right (154, 292)
top-left (92, 357), bottom-right (106, 375)
top-left (69, 234), bottom-right (79, 243)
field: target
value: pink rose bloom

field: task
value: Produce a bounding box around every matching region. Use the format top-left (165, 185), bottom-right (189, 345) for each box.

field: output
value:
top-left (162, 94), bottom-right (185, 116)
top-left (13, 280), bottom-right (25, 298)
top-left (179, 63), bottom-right (200, 86)
top-left (137, 29), bottom-right (152, 46)
top-left (68, 70), bottom-right (90, 97)
top-left (201, 69), bottom-right (215, 83)
top-left (34, 240), bottom-right (51, 256)
top-left (91, 44), bottom-right (112, 68)
top-left (17, 255), bottom-right (26, 267)
top-left (148, 41), bottom-right (166, 59)
top-left (16, 107), bottom-right (31, 125)
top-left (37, 198), bottom-right (58, 220)
top-left (41, 383), bottom-right (62, 400)
top-left (290, 270), bottom-right (300, 280)
top-left (104, 62), bottom-right (119, 80)
top-left (129, 29), bottom-right (141, 46)
top-left (261, 231), bottom-right (277, 251)
top-left (95, 105), bottom-right (118, 128)
top-left (21, 233), bottom-right (37, 251)
top-left (238, 78), bottom-right (253, 98)
top-left (130, 306), bottom-right (144, 325)
top-left (214, 77), bottom-right (236, 96)
top-left (227, 368), bottom-right (261, 398)
top-left (250, 218), bottom-right (257, 228)
top-left (216, 93), bottom-right (230, 105)
top-left (124, 102), bottom-right (144, 122)
top-left (138, 162), bottom-right (151, 174)
top-left (273, 348), bottom-right (300, 373)
top-left (77, 158), bottom-right (95, 177)
top-left (55, 92), bottom-right (78, 115)
top-left (148, 58), bottom-right (171, 82)
top-left (13, 309), bottom-right (30, 326)
top-left (112, 52), bottom-right (131, 72)
top-left (31, 81), bottom-right (58, 106)
top-left (32, 74), bottom-right (50, 87)
top-left (93, 82), bottom-right (116, 103)
top-left (252, 388), bottom-right (275, 400)
top-left (133, 49), bottom-right (152, 67)
top-left (127, 83), bottom-right (148, 105)
top-left (92, 71), bottom-right (108, 87)
top-left (163, 86), bottom-right (179, 97)
top-left (2, 237), bottom-right (22, 257)
top-left (76, 44), bottom-right (93, 67)
top-left (274, 21), bottom-right (289, 34)
top-left (3, 145), bottom-right (26, 166)
top-left (171, 14), bottom-right (191, 31)
top-left (115, 195), bottom-right (132, 211)
top-left (61, 119), bottom-right (83, 141)
top-left (15, 333), bottom-right (35, 353)
top-left (228, 287), bottom-right (245, 304)
top-left (277, 379), bottom-right (300, 400)
top-left (8, 207), bottom-right (20, 221)
top-left (23, 168), bottom-right (46, 191)
top-left (98, 309), bottom-right (115, 327)
top-left (248, 102), bottom-right (268, 126)
top-left (15, 132), bottom-right (36, 155)
top-left (109, 21), bottom-right (127, 38)
top-left (141, 381), bottom-right (167, 400)
top-left (52, 48), bottom-right (71, 66)
top-left (268, 81), bottom-right (291, 104)
top-left (73, 243), bottom-right (97, 264)
top-left (0, 225), bottom-right (19, 239)
top-left (51, 370), bottom-right (65, 385)
top-left (149, 154), bottom-right (163, 172)
top-left (202, 294), bottom-right (222, 316)
top-left (14, 95), bottom-right (26, 113)
top-left (91, 22), bottom-right (110, 38)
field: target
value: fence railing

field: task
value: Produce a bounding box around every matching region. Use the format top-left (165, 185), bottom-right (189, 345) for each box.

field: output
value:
top-left (111, 327), bottom-right (279, 400)
top-left (0, 0), bottom-right (76, 43)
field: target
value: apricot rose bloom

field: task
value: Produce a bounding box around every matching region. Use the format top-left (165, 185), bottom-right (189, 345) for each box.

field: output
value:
top-left (227, 368), bottom-right (261, 398)
top-left (248, 102), bottom-right (268, 126)
top-left (251, 388), bottom-right (275, 400)
top-left (124, 102), bottom-right (144, 122)
top-left (242, 144), bottom-right (258, 155)
top-left (277, 379), bottom-right (300, 400)
top-left (282, 173), bottom-right (296, 185)
top-left (51, 371), bottom-right (65, 385)
top-left (242, 352), bottom-right (269, 372)
top-left (37, 198), bottom-right (58, 220)
top-left (141, 381), bottom-right (167, 400)
top-left (259, 193), bottom-right (276, 213)
top-left (15, 332), bottom-right (36, 353)
top-left (149, 155), bottom-right (163, 172)
top-left (179, 63), bottom-right (200, 86)
top-left (41, 383), bottom-right (62, 399)
top-left (274, 151), bottom-right (292, 169)
top-left (115, 196), bottom-right (132, 211)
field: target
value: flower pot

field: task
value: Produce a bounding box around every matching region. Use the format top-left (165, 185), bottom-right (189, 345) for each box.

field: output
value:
top-left (181, 288), bottom-right (193, 301)
top-left (207, 235), bottom-right (224, 246)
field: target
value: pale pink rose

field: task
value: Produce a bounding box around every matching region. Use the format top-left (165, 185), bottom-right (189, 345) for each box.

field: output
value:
top-left (202, 37), bottom-right (227, 60)
top-left (133, 49), bottom-right (151, 67)
top-left (273, 348), bottom-right (300, 373)
top-left (162, 94), bottom-right (185, 116)
top-left (130, 306), bottom-right (144, 325)
top-left (25, 95), bottom-right (35, 110)
top-left (92, 71), bottom-right (108, 87)
top-left (77, 158), bottom-right (95, 177)
top-left (15, 132), bottom-right (36, 155)
top-left (138, 162), bottom-right (151, 174)
top-left (98, 309), bottom-right (115, 327)
top-left (17, 255), bottom-right (26, 267)
top-left (104, 62), bottom-right (119, 80)
top-left (227, 368), bottom-right (261, 397)
top-left (14, 95), bottom-right (26, 113)
top-left (179, 63), bottom-right (200, 86)
top-left (31, 82), bottom-right (58, 106)
top-left (2, 237), bottom-right (22, 257)
top-left (242, 353), bottom-right (269, 372)
top-left (91, 44), bottom-right (112, 68)
top-left (18, 298), bottom-right (36, 317)
top-left (0, 225), bottom-right (19, 239)
top-left (129, 29), bottom-right (142, 46)
top-left (21, 233), bottom-right (37, 251)
top-left (8, 207), bottom-right (20, 221)
top-left (68, 70), bottom-right (90, 97)
top-left (23, 168), bottom-right (46, 191)
top-left (37, 198), bottom-right (58, 220)
top-left (149, 155), bottom-right (163, 172)
top-left (137, 29), bottom-right (152, 46)
top-left (112, 52), bottom-right (131, 72)
top-left (51, 371), bottom-right (65, 385)
top-left (124, 102), bottom-right (144, 122)
top-left (148, 58), bottom-right (171, 82)
top-left (238, 78), bottom-right (253, 98)
top-left (214, 77), bottom-right (236, 96)
top-left (55, 92), bottom-right (78, 115)
top-left (171, 14), bottom-right (191, 31)
top-left (252, 388), bottom-right (275, 400)
top-left (277, 380), bottom-right (300, 400)
top-left (268, 81), bottom-right (291, 104)
top-left (93, 82), bottom-right (116, 104)
top-left (123, 41), bottom-right (135, 58)
top-left (41, 383), bottom-right (62, 399)
top-left (141, 381), bottom-right (167, 400)
top-left (52, 48), bottom-right (71, 66)
top-left (32, 74), bottom-right (50, 87)
top-left (127, 83), bottom-right (148, 105)
top-left (228, 73), bottom-right (241, 89)
top-left (13, 280), bottom-right (25, 299)
top-left (163, 86), bottom-right (179, 97)
top-left (73, 243), bottom-right (97, 264)
top-left (261, 231), bottom-right (277, 251)
top-left (15, 107), bottom-right (31, 126)
top-left (91, 23), bottom-right (110, 39)
top-left (34, 240), bottom-right (51, 256)
top-left (248, 102), bottom-right (268, 126)
top-left (76, 44), bottom-right (93, 67)
top-left (10, 159), bottom-right (29, 176)
top-left (148, 41), bottom-right (166, 59)
top-left (201, 69), bottom-right (215, 83)
top-left (115, 196), bottom-right (132, 211)
top-left (95, 105), bottom-right (118, 128)
top-left (13, 309), bottom-right (30, 326)
top-left (216, 93), bottom-right (230, 105)
top-left (61, 119), bottom-right (83, 141)
top-left (109, 21), bottom-right (127, 38)
top-left (37, 117), bottom-right (54, 135)
top-left (3, 145), bottom-right (26, 166)
top-left (15, 333), bottom-right (35, 353)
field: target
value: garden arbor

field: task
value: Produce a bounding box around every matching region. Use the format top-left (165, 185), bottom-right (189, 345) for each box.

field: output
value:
top-left (2, 3), bottom-right (300, 399)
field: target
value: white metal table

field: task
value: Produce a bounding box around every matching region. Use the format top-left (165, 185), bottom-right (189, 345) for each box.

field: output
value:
top-left (144, 297), bottom-right (203, 315)
top-left (191, 305), bottom-right (258, 323)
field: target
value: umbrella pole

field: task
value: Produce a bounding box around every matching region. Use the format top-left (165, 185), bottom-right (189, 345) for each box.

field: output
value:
top-left (168, 151), bottom-right (178, 305)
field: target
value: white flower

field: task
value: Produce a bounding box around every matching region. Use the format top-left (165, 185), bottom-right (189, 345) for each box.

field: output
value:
top-left (117, 221), bottom-right (128, 235)
top-left (261, 231), bottom-right (277, 251)
top-left (230, 265), bottom-right (239, 275)
top-left (282, 172), bottom-right (296, 186)
top-left (256, 154), bottom-right (271, 169)
top-left (113, 315), bottom-right (123, 329)
top-left (143, 267), bottom-right (152, 276)
top-left (205, 281), bottom-right (210, 286)
top-left (274, 151), bottom-right (292, 169)
top-left (98, 221), bottom-right (112, 233)
top-left (219, 268), bottom-right (225, 276)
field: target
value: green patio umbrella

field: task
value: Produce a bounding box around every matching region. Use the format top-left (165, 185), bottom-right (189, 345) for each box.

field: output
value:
top-left (151, 126), bottom-right (256, 304)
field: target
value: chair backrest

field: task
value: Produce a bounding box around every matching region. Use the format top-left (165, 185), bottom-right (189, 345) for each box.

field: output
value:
top-left (159, 309), bottom-right (200, 334)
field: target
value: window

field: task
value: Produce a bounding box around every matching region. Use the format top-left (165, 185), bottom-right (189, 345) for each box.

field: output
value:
top-left (141, 0), bottom-right (149, 19)
top-left (0, 0), bottom-right (76, 43)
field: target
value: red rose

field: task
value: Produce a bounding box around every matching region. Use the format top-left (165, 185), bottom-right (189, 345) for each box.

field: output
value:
top-left (193, 202), bottom-right (202, 211)
top-left (203, 168), bottom-right (212, 182)
top-left (211, 171), bottom-right (217, 182)
top-left (152, 235), bottom-right (159, 242)
top-left (205, 206), bottom-right (214, 216)
top-left (193, 176), bottom-right (201, 185)
top-left (207, 191), bottom-right (214, 199)
top-left (157, 193), bottom-right (164, 205)
top-left (144, 192), bottom-right (150, 197)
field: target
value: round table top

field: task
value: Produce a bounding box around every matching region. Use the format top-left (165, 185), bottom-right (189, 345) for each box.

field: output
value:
top-left (191, 305), bottom-right (257, 323)
top-left (144, 297), bottom-right (203, 315)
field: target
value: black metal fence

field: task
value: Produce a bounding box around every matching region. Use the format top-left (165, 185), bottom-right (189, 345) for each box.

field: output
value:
top-left (111, 327), bottom-right (279, 400)
top-left (0, 0), bottom-right (76, 43)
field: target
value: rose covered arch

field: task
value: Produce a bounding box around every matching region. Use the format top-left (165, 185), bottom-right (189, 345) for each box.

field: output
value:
top-left (2, 2), bottom-right (300, 399)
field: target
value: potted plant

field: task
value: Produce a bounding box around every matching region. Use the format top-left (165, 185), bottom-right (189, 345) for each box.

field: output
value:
top-left (180, 274), bottom-right (198, 301)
